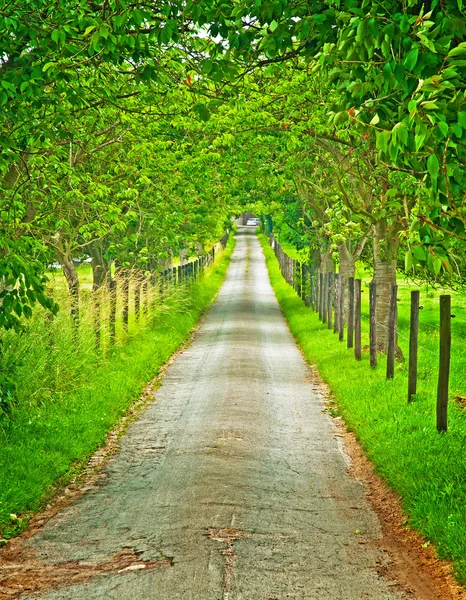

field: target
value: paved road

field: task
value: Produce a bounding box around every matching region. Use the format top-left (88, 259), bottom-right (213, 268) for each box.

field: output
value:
top-left (23, 228), bottom-right (406, 599)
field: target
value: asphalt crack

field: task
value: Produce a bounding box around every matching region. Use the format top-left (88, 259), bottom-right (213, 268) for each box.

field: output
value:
top-left (206, 528), bottom-right (248, 600)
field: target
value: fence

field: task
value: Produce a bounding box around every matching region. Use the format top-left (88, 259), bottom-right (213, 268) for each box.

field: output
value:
top-left (90, 238), bottom-right (228, 353)
top-left (269, 234), bottom-right (454, 433)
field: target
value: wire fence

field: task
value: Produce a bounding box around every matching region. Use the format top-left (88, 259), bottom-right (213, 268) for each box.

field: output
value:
top-left (269, 233), bottom-right (456, 433)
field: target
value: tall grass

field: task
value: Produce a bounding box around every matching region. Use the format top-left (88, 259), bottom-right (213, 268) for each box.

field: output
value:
top-left (0, 237), bottom-right (234, 540)
top-left (259, 233), bottom-right (466, 585)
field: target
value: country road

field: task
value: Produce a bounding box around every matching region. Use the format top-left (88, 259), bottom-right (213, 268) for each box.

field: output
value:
top-left (8, 228), bottom-right (417, 599)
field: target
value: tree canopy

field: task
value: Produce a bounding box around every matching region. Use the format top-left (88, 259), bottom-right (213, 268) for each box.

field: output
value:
top-left (1, 0), bottom-right (466, 333)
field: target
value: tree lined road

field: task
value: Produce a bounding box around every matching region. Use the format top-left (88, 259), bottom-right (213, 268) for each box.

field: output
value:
top-left (21, 228), bottom-right (408, 599)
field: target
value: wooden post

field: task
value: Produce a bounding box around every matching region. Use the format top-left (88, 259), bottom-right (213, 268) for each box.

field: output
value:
top-left (109, 279), bottom-right (117, 347)
top-left (347, 277), bottom-right (355, 349)
top-left (338, 276), bottom-right (345, 342)
top-left (122, 272), bottom-right (129, 332)
top-left (93, 289), bottom-right (101, 350)
top-left (143, 280), bottom-right (149, 316)
top-left (354, 279), bottom-right (362, 360)
top-left (315, 270), bottom-right (320, 314)
top-left (301, 263), bottom-right (306, 302)
top-left (310, 266), bottom-right (315, 310)
top-left (333, 274), bottom-right (340, 334)
top-left (134, 279), bottom-right (141, 320)
top-left (319, 272), bottom-right (324, 321)
top-left (327, 272), bottom-right (333, 329)
top-left (322, 272), bottom-right (328, 324)
top-left (408, 290), bottom-right (420, 403)
top-left (386, 284), bottom-right (398, 379)
top-left (369, 281), bottom-right (377, 368)
top-left (437, 295), bottom-right (451, 432)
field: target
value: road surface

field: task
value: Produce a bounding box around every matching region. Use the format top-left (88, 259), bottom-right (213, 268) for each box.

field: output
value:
top-left (19, 228), bottom-right (408, 599)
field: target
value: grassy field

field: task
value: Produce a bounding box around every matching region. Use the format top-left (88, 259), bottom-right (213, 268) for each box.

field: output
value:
top-left (0, 237), bottom-right (235, 541)
top-left (259, 233), bottom-right (466, 585)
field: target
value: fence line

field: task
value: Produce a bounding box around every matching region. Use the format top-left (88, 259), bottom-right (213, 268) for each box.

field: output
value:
top-left (268, 233), bottom-right (454, 433)
top-left (50, 234), bottom-right (229, 358)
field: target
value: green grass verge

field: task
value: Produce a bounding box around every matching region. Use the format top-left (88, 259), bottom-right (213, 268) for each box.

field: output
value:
top-left (259, 233), bottom-right (466, 586)
top-left (0, 236), bottom-right (235, 540)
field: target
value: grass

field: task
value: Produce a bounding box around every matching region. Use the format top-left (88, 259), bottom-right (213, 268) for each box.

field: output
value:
top-left (0, 236), bottom-right (235, 540)
top-left (259, 233), bottom-right (466, 586)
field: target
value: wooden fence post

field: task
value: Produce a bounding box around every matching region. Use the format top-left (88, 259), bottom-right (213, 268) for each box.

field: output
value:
top-left (327, 272), bottom-right (333, 329)
top-left (322, 272), bottom-right (328, 324)
top-left (122, 271), bottom-right (129, 332)
top-left (408, 290), bottom-right (420, 403)
top-left (319, 272), bottom-right (324, 321)
top-left (301, 263), bottom-right (306, 302)
top-left (347, 277), bottom-right (355, 349)
top-left (338, 276), bottom-right (345, 342)
top-left (334, 274), bottom-right (339, 334)
top-left (93, 289), bottom-right (101, 351)
top-left (386, 284), bottom-right (398, 379)
top-left (315, 270), bottom-right (320, 314)
top-left (143, 279), bottom-right (149, 316)
top-left (134, 278), bottom-right (141, 321)
top-left (437, 295), bottom-right (451, 432)
top-left (369, 281), bottom-right (377, 368)
top-left (109, 279), bottom-right (117, 347)
top-left (354, 279), bottom-right (362, 360)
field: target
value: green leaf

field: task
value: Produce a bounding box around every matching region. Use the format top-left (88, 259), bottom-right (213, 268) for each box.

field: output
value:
top-left (405, 250), bottom-right (413, 271)
top-left (421, 101), bottom-right (439, 110)
top-left (415, 129), bottom-right (427, 151)
top-left (458, 112), bottom-right (466, 128)
top-left (201, 59), bottom-right (213, 75)
top-left (427, 154), bottom-right (440, 180)
top-left (412, 246), bottom-right (426, 261)
top-left (269, 20), bottom-right (278, 32)
top-left (438, 122), bottom-right (449, 137)
top-left (448, 43), bottom-right (466, 58)
top-left (376, 130), bottom-right (390, 153)
top-left (403, 47), bottom-right (419, 71)
top-left (193, 103), bottom-right (210, 122)
top-left (84, 25), bottom-right (97, 36)
top-left (42, 62), bottom-right (56, 72)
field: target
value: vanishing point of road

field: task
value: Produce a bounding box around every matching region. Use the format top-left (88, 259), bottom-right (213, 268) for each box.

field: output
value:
top-left (13, 228), bottom-right (422, 599)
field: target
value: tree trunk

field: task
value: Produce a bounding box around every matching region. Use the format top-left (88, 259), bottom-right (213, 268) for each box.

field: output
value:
top-left (320, 251), bottom-right (334, 274)
top-left (338, 242), bottom-right (355, 326)
top-left (55, 247), bottom-right (80, 328)
top-left (338, 242), bottom-right (355, 279)
top-left (372, 219), bottom-right (403, 356)
top-left (88, 243), bottom-right (111, 290)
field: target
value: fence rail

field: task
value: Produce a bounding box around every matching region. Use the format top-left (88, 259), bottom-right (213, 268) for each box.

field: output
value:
top-left (269, 234), bottom-right (454, 433)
